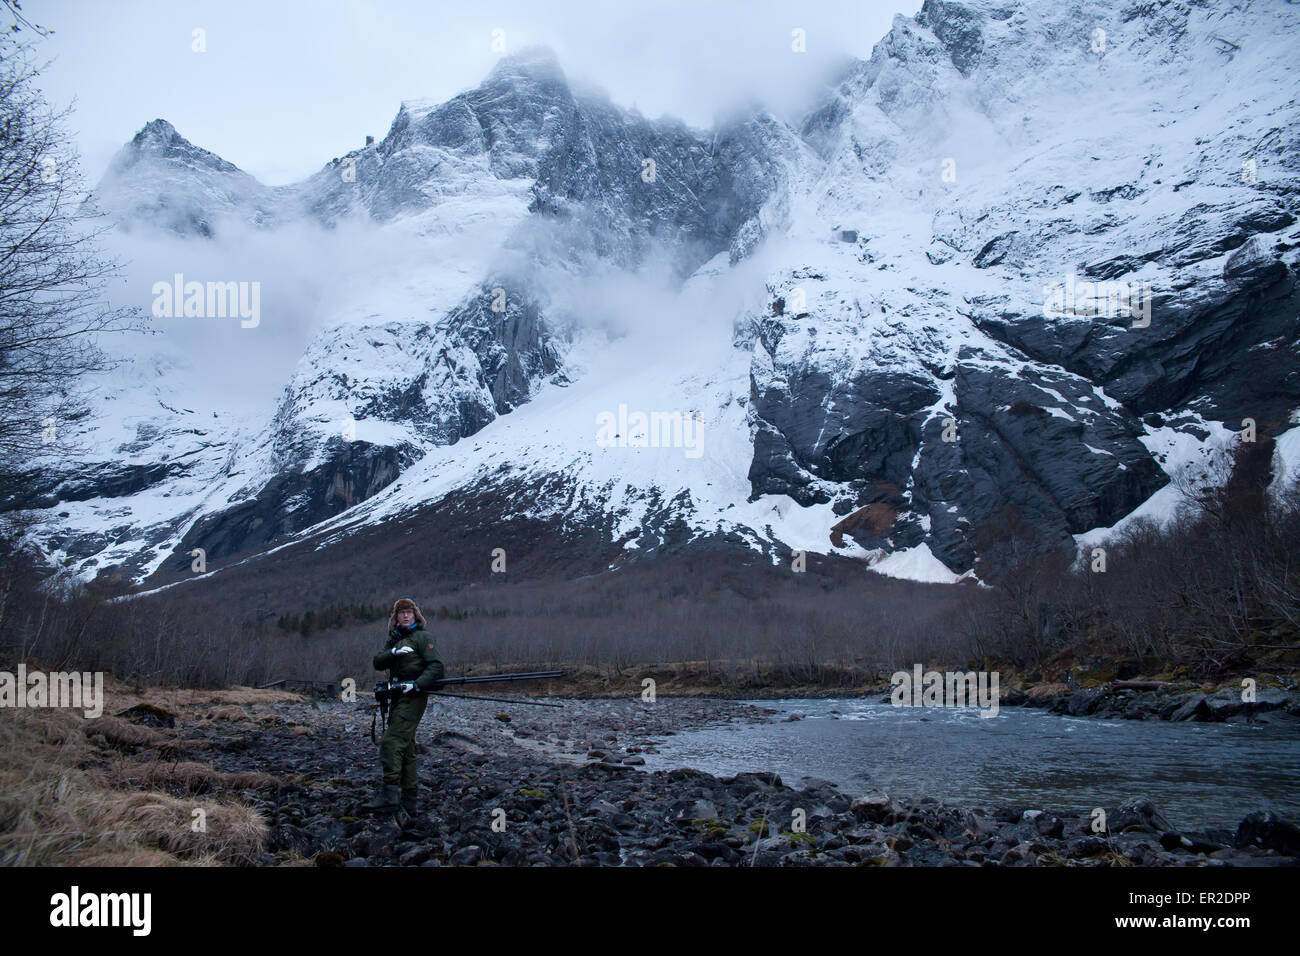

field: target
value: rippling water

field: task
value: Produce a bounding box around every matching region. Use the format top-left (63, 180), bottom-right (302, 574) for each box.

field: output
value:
top-left (638, 699), bottom-right (1300, 830)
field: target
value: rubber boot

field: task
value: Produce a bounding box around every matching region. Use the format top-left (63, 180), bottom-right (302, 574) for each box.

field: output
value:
top-left (400, 790), bottom-right (420, 816)
top-left (362, 784), bottom-right (400, 814)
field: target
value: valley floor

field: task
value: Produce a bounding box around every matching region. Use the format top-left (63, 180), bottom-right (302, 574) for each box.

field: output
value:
top-left (2, 682), bottom-right (1296, 866)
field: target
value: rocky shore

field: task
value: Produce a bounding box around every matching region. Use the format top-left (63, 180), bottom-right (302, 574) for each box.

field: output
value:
top-left (732, 680), bottom-right (1300, 724)
top-left (167, 694), bottom-right (1300, 867)
top-left (1012, 683), bottom-right (1300, 723)
top-left (545, 662), bottom-right (1300, 725)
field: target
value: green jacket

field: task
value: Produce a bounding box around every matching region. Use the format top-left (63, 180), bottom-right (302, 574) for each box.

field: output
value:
top-left (373, 625), bottom-right (445, 691)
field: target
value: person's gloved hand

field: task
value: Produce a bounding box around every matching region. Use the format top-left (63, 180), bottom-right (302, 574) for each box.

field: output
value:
top-left (395, 682), bottom-right (418, 694)
top-left (392, 645), bottom-right (415, 656)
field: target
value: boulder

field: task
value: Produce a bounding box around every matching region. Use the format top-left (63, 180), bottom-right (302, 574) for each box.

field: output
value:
top-left (1169, 694), bottom-right (1210, 722)
top-left (850, 794), bottom-right (895, 823)
top-left (449, 845), bottom-right (483, 866)
top-left (1108, 798), bottom-right (1172, 834)
top-left (1235, 812), bottom-right (1300, 855)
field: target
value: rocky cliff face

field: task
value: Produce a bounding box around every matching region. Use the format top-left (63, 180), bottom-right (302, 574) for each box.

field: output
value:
top-left (16, 0), bottom-right (1300, 587)
top-left (741, 0), bottom-right (1300, 573)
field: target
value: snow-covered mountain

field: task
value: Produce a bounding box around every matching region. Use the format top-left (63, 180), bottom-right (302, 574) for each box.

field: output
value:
top-left (12, 0), bottom-right (1300, 590)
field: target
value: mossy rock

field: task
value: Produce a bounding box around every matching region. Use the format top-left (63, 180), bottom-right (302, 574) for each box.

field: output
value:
top-left (115, 702), bottom-right (177, 728)
top-left (747, 818), bottom-right (770, 837)
top-left (669, 769), bottom-right (708, 781)
top-left (786, 832), bottom-right (816, 846)
top-left (518, 788), bottom-right (545, 798)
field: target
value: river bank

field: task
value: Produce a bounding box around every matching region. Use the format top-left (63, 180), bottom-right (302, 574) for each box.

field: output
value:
top-left (5, 683), bottom-right (1297, 866)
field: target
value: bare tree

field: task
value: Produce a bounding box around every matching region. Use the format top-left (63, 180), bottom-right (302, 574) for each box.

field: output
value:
top-left (0, 34), bottom-right (140, 493)
top-left (1, 1), bottom-right (52, 37)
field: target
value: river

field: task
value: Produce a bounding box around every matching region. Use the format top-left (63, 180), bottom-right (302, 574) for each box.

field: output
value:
top-left (637, 698), bottom-right (1300, 830)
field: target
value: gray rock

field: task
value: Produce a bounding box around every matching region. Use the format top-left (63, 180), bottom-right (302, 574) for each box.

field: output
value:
top-left (450, 845), bottom-right (484, 866)
top-left (1170, 694), bottom-right (1210, 722)
top-left (1066, 836), bottom-right (1110, 859)
top-left (850, 794), bottom-right (895, 823)
top-left (1235, 812), bottom-right (1300, 855)
top-left (398, 845), bottom-right (434, 866)
top-left (1108, 798), bottom-right (1173, 834)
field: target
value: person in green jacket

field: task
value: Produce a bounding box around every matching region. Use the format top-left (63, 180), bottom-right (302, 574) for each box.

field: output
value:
top-left (362, 597), bottom-right (444, 815)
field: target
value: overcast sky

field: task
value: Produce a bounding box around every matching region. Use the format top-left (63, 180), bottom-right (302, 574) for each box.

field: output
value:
top-left (20, 0), bottom-right (919, 186)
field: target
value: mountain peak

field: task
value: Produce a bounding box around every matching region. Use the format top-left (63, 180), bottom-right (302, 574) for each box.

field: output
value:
top-left (115, 118), bottom-right (242, 176)
top-left (95, 117), bottom-right (266, 238)
top-left (486, 45), bottom-right (567, 86)
top-left (132, 118), bottom-right (181, 148)
top-left (140, 117), bottom-right (177, 133)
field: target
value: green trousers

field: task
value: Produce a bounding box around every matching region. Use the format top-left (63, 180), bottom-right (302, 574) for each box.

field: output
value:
top-left (380, 693), bottom-right (428, 789)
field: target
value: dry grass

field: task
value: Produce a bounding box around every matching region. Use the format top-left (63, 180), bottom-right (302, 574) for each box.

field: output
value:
top-left (203, 705), bottom-right (251, 723)
top-left (111, 761), bottom-right (280, 794)
top-left (85, 716), bottom-right (169, 748)
top-left (129, 686), bottom-right (300, 710)
top-left (0, 680), bottom-right (289, 866)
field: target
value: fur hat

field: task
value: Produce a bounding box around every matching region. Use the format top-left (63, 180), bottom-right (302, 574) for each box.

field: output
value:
top-left (388, 597), bottom-right (426, 631)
